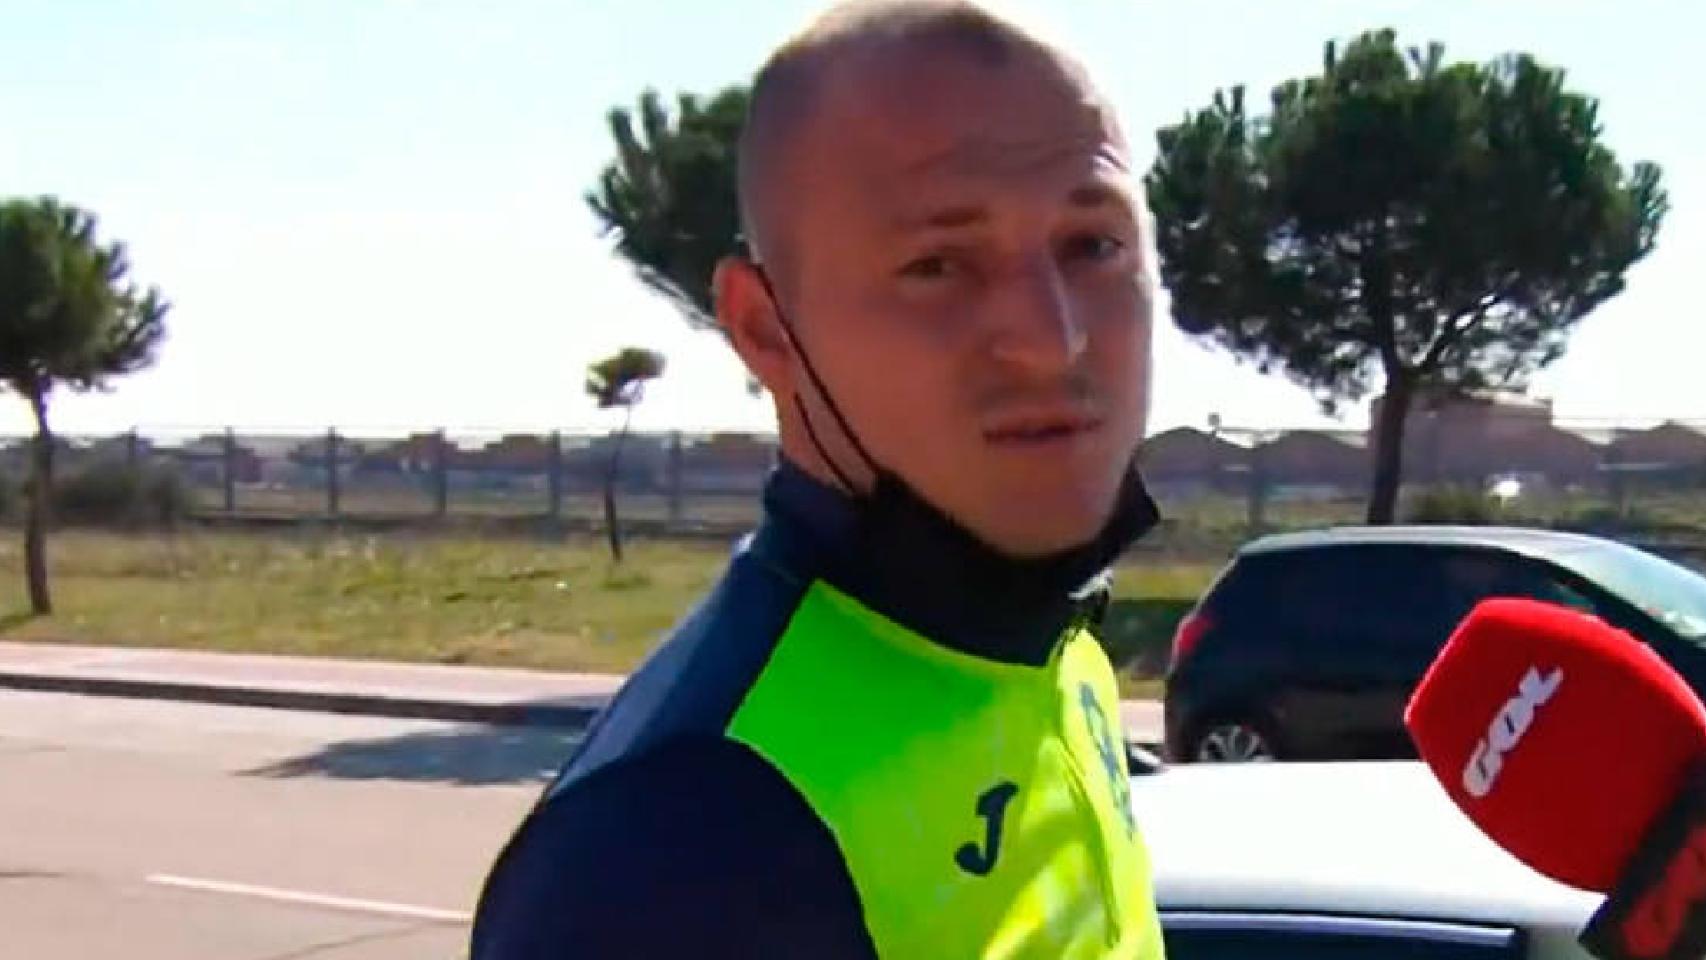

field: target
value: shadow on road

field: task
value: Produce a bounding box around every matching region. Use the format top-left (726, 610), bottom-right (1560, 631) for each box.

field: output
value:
top-left (245, 723), bottom-right (584, 786)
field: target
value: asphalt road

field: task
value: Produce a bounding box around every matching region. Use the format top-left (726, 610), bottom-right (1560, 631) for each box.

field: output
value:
top-left (0, 690), bottom-right (576, 959)
top-left (0, 689), bottom-right (1167, 959)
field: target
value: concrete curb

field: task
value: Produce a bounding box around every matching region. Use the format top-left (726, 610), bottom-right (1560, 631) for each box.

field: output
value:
top-left (0, 670), bottom-right (606, 729)
top-left (0, 669), bottom-right (1166, 755)
top-left (0, 642), bottom-right (1164, 749)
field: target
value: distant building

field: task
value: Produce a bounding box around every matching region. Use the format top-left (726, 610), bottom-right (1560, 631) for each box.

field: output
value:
top-left (171, 434), bottom-right (263, 485)
top-left (563, 432), bottom-right (669, 492)
top-left (680, 432), bottom-right (777, 493)
top-left (1138, 427), bottom-right (1249, 495)
top-left (468, 434), bottom-right (556, 474)
top-left (0, 438), bottom-right (26, 475)
top-left (0, 436), bottom-right (78, 477)
top-left (84, 433), bottom-right (156, 465)
top-left (1257, 430), bottom-right (1368, 492)
top-left (1606, 422), bottom-right (1706, 487)
top-left (1385, 391), bottom-right (1600, 488)
top-left (357, 432), bottom-right (443, 476)
top-left (1608, 421), bottom-right (1706, 466)
top-left (287, 435), bottom-right (368, 480)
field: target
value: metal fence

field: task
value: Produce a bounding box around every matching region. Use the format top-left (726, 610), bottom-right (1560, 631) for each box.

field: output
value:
top-left (1136, 414), bottom-right (1706, 553)
top-left (0, 428), bottom-right (775, 535)
top-left (2, 414), bottom-right (1705, 549)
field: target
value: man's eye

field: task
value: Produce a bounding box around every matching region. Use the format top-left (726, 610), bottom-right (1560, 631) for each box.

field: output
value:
top-left (898, 255), bottom-right (955, 280)
top-left (1061, 233), bottom-right (1126, 262)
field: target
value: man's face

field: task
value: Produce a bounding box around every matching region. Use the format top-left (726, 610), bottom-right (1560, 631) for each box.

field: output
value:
top-left (753, 41), bottom-right (1152, 556)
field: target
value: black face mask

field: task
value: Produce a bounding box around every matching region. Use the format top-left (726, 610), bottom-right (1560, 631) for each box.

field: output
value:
top-left (752, 266), bottom-right (1161, 609)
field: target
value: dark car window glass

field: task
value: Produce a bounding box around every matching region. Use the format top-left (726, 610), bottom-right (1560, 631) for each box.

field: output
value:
top-left (1210, 556), bottom-right (1286, 613)
top-left (1534, 577), bottom-right (1598, 614)
top-left (1437, 549), bottom-right (1601, 621)
top-left (1268, 546), bottom-right (1459, 655)
top-left (1553, 542), bottom-right (1706, 640)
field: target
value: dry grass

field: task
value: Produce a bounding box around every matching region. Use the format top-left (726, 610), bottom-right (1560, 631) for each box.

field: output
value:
top-left (0, 531), bottom-right (722, 674)
top-left (0, 530), bottom-right (1216, 698)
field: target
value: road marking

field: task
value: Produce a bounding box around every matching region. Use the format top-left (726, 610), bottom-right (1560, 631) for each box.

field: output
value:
top-left (145, 874), bottom-right (472, 924)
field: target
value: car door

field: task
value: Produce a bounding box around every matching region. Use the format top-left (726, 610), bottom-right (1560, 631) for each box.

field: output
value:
top-left (1270, 545), bottom-right (1460, 760)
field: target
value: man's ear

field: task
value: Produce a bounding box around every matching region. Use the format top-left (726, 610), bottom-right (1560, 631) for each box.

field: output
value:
top-left (714, 256), bottom-right (796, 398)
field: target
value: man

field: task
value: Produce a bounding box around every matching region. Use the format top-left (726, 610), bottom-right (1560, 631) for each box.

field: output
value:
top-left (471, 1), bottom-right (1167, 956)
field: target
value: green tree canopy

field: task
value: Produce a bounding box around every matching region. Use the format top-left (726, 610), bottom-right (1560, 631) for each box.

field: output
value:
top-left (586, 346), bottom-right (667, 409)
top-left (1146, 30), bottom-right (1667, 523)
top-left (0, 196), bottom-right (168, 613)
top-left (587, 87), bottom-right (749, 329)
top-left (585, 346), bottom-right (666, 563)
top-left (0, 197), bottom-right (165, 396)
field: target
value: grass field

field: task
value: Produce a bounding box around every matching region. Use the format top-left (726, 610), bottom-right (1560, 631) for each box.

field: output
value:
top-left (0, 530), bottom-right (1215, 698)
top-left (206, 485), bottom-right (769, 525)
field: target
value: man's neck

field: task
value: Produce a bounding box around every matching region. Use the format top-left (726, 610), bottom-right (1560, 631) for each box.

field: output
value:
top-left (750, 457), bottom-right (1155, 667)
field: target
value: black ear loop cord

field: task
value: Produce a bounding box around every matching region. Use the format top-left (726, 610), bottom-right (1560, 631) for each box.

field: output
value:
top-left (750, 264), bottom-right (883, 498)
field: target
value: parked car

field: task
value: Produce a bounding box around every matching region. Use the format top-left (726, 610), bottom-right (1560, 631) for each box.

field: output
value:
top-left (1163, 525), bottom-right (1706, 763)
top-left (1133, 760), bottom-right (1603, 958)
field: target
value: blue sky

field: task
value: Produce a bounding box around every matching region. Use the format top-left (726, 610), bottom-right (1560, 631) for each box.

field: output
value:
top-left (1, 0), bottom-right (1699, 440)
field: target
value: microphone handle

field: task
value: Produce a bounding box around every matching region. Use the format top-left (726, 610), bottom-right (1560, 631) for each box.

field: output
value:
top-left (1581, 758), bottom-right (1706, 960)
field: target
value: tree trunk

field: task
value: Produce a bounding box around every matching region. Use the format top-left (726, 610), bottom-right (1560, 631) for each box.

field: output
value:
top-left (24, 390), bottom-right (53, 615)
top-left (603, 407), bottom-right (634, 564)
top-left (1366, 375), bottom-right (1414, 526)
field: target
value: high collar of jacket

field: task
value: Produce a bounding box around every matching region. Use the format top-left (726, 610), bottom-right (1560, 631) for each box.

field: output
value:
top-left (747, 458), bottom-right (1160, 668)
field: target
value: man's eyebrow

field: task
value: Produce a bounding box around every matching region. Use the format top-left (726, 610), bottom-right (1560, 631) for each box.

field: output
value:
top-left (892, 204), bottom-right (990, 234)
top-left (1067, 182), bottom-right (1136, 214)
top-left (889, 181), bottom-right (1135, 235)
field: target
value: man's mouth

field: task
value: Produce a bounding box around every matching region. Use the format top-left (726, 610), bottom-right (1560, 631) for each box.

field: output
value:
top-left (984, 412), bottom-right (1104, 445)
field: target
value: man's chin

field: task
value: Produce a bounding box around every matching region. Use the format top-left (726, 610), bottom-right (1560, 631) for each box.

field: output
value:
top-left (917, 465), bottom-right (1126, 559)
top-left (969, 504), bottom-right (1113, 560)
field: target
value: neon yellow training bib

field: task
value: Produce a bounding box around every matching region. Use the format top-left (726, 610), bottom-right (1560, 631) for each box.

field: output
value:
top-left (728, 581), bottom-right (1167, 960)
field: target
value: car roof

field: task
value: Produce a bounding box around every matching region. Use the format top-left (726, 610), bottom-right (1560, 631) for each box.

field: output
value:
top-left (1237, 524), bottom-right (1610, 562)
top-left (1129, 761), bottom-right (1601, 930)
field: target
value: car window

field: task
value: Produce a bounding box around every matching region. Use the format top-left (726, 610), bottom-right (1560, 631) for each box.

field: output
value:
top-left (1554, 542), bottom-right (1706, 640)
top-left (1437, 549), bottom-right (1602, 621)
top-left (1161, 911), bottom-right (1523, 959)
top-left (1268, 546), bottom-right (1461, 656)
top-left (1206, 555), bottom-right (1285, 617)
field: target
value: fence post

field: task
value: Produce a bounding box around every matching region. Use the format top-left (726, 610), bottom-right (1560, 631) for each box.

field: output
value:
top-left (667, 431), bottom-right (685, 527)
top-left (1604, 444), bottom-right (1627, 520)
top-left (547, 431), bottom-right (564, 520)
top-left (222, 428), bottom-right (238, 514)
top-left (1246, 435), bottom-right (1269, 537)
top-left (326, 428), bottom-right (341, 519)
top-left (433, 430), bottom-right (450, 518)
top-left (1423, 411), bottom-right (1441, 484)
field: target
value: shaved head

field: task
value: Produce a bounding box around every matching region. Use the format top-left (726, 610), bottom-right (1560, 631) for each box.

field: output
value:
top-left (737, 0), bottom-right (1115, 281)
top-left (716, 0), bottom-right (1155, 555)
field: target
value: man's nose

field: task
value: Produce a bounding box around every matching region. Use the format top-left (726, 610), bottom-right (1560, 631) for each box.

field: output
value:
top-left (985, 257), bottom-right (1088, 377)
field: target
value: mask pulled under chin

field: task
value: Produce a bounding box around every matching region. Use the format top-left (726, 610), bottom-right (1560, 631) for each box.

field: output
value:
top-left (844, 454), bottom-right (1162, 606)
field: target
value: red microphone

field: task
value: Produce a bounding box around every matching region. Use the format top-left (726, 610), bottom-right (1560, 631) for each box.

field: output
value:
top-left (1404, 596), bottom-right (1706, 960)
